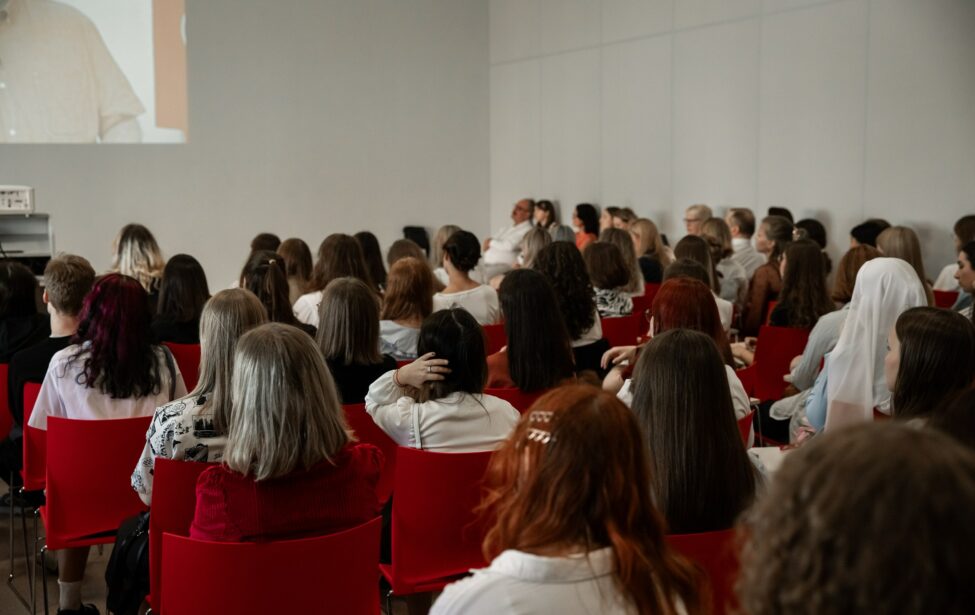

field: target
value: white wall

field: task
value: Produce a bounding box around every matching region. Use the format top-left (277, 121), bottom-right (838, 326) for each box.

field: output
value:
top-left (0, 0), bottom-right (490, 285)
top-left (489, 0), bottom-right (975, 278)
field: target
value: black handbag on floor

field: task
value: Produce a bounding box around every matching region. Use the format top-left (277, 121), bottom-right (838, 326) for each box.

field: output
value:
top-left (105, 511), bottom-right (151, 615)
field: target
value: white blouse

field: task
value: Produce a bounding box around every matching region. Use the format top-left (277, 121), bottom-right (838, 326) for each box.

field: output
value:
top-left (433, 285), bottom-right (501, 325)
top-left (293, 290), bottom-right (323, 327)
top-left (29, 344), bottom-right (187, 431)
top-left (379, 320), bottom-right (420, 361)
top-left (365, 371), bottom-right (519, 452)
top-left (432, 547), bottom-right (641, 615)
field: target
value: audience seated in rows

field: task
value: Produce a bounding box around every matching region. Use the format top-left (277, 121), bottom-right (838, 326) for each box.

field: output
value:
top-left (240, 249), bottom-right (316, 337)
top-left (366, 308), bottom-right (518, 452)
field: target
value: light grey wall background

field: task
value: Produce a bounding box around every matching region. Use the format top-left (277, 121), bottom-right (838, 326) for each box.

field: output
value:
top-left (489, 0), bottom-right (975, 278)
top-left (0, 0), bottom-right (490, 286)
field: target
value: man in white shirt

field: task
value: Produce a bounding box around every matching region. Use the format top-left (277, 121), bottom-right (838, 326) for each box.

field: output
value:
top-left (726, 207), bottom-right (766, 279)
top-left (482, 198), bottom-right (534, 279)
top-left (683, 203), bottom-right (712, 236)
top-left (0, 0), bottom-right (145, 143)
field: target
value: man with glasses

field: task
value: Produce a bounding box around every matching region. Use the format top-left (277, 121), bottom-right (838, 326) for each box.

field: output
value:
top-left (683, 204), bottom-right (712, 236)
top-left (483, 198), bottom-right (535, 279)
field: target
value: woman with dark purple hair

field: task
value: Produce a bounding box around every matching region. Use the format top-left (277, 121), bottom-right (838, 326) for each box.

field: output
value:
top-left (28, 273), bottom-right (187, 615)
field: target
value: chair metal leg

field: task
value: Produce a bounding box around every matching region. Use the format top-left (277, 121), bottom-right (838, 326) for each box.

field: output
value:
top-left (39, 545), bottom-right (48, 615)
top-left (7, 478), bottom-right (13, 583)
top-left (385, 588), bottom-right (393, 615)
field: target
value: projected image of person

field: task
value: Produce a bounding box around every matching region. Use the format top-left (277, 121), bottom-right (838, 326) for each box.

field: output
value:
top-left (0, 0), bottom-right (145, 143)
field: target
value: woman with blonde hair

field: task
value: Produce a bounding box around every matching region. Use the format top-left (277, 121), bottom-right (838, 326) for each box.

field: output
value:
top-left (599, 228), bottom-right (644, 296)
top-left (380, 257), bottom-right (435, 360)
top-left (629, 218), bottom-right (671, 284)
top-left (132, 288), bottom-right (267, 505)
top-left (877, 226), bottom-right (936, 306)
top-left (111, 223), bottom-right (165, 308)
top-left (190, 323), bottom-right (382, 542)
top-left (432, 385), bottom-right (701, 615)
top-left (431, 224), bottom-right (462, 287)
top-left (318, 277), bottom-right (397, 404)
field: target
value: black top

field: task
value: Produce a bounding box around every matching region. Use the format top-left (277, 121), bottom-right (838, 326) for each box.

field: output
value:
top-left (8, 335), bottom-right (71, 427)
top-left (638, 256), bottom-right (663, 284)
top-left (326, 355), bottom-right (398, 405)
top-left (768, 300), bottom-right (795, 328)
top-left (0, 314), bottom-right (51, 364)
top-left (151, 318), bottom-right (201, 345)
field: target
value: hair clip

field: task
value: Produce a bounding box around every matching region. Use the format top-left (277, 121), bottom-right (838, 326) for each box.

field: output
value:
top-left (268, 258), bottom-right (277, 265)
top-left (529, 411), bottom-right (553, 423)
top-left (527, 428), bottom-right (554, 444)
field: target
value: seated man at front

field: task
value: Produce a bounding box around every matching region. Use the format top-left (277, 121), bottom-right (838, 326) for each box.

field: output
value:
top-left (482, 198), bottom-right (534, 279)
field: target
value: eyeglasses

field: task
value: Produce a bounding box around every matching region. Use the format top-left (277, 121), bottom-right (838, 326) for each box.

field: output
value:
top-left (683, 218), bottom-right (701, 224)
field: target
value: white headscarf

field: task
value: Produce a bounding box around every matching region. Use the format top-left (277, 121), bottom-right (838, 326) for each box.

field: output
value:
top-left (824, 258), bottom-right (927, 430)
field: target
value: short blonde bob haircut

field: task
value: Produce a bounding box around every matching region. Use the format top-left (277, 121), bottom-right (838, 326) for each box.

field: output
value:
top-left (223, 323), bottom-right (351, 481)
top-left (195, 288), bottom-right (268, 433)
top-left (111, 223), bottom-right (165, 293)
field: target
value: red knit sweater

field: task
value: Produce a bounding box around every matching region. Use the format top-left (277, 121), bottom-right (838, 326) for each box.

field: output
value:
top-left (189, 443), bottom-right (382, 542)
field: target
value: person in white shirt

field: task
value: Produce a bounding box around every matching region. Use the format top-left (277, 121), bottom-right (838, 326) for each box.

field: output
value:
top-left (366, 308), bottom-right (518, 452)
top-left (131, 289), bottom-right (267, 506)
top-left (29, 273), bottom-right (187, 615)
top-left (293, 234), bottom-right (373, 327)
top-left (432, 385), bottom-right (701, 615)
top-left (482, 198), bottom-right (534, 279)
top-left (0, 0), bottom-right (145, 143)
top-left (433, 230), bottom-right (500, 325)
top-left (726, 207), bottom-right (767, 279)
top-left (933, 215), bottom-right (975, 293)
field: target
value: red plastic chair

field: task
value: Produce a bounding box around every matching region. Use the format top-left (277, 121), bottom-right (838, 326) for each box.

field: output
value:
top-left (601, 316), bottom-right (639, 348)
top-left (764, 300), bottom-right (778, 325)
top-left (150, 458), bottom-right (217, 614)
top-left (396, 360), bottom-right (412, 369)
top-left (736, 326), bottom-right (810, 402)
top-left (736, 410), bottom-right (754, 447)
top-left (20, 382), bottom-right (44, 491)
top-left (934, 290), bottom-right (959, 309)
top-left (667, 528), bottom-right (740, 615)
top-left (0, 363), bottom-right (10, 441)
top-left (484, 387), bottom-right (546, 413)
top-left (344, 403), bottom-right (397, 504)
top-left (162, 517), bottom-right (382, 615)
top-left (380, 448), bottom-right (492, 605)
top-left (481, 324), bottom-right (507, 356)
top-left (162, 342), bottom-right (201, 392)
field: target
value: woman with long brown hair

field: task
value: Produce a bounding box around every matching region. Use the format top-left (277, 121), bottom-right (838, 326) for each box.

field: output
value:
top-left (379, 257), bottom-right (435, 360)
top-left (293, 234), bottom-right (374, 327)
top-left (432, 385), bottom-right (702, 615)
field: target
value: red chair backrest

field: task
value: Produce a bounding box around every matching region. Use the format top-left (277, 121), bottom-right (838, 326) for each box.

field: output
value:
top-left (396, 359), bottom-right (412, 369)
top-left (384, 448), bottom-right (492, 594)
top-left (0, 363), bottom-right (10, 440)
top-left (933, 290), bottom-right (959, 309)
top-left (44, 416), bottom-right (152, 546)
top-left (344, 403), bottom-right (397, 504)
top-left (484, 387), bottom-right (546, 413)
top-left (764, 300), bottom-right (778, 325)
top-left (751, 325), bottom-right (810, 402)
top-left (150, 458), bottom-right (216, 614)
top-left (601, 316), bottom-right (639, 348)
top-left (667, 528), bottom-right (740, 615)
top-left (162, 342), bottom-right (201, 392)
top-left (736, 410), bottom-right (754, 446)
top-left (482, 323), bottom-right (507, 356)
top-left (21, 381), bottom-right (45, 490)
top-left (162, 517), bottom-right (382, 615)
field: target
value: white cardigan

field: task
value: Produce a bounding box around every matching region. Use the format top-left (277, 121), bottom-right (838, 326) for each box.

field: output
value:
top-left (365, 371), bottom-right (519, 452)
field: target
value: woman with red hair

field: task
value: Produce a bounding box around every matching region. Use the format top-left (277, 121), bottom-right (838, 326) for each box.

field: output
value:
top-left (601, 277), bottom-right (751, 418)
top-left (432, 385), bottom-right (702, 615)
top-left (29, 273), bottom-right (187, 615)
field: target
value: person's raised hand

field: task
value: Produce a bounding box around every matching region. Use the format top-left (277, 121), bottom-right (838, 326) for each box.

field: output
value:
top-left (395, 352), bottom-right (451, 389)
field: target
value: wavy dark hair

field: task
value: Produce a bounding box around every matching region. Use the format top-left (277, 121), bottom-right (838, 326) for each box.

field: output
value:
top-left (574, 204), bottom-right (599, 235)
top-left (776, 239), bottom-right (835, 328)
top-left (739, 423), bottom-right (975, 615)
top-left (416, 308), bottom-right (486, 401)
top-left (308, 234), bottom-right (373, 293)
top-left (354, 231), bottom-right (387, 291)
top-left (240, 250), bottom-right (301, 327)
top-left (157, 254), bottom-right (210, 323)
top-left (70, 273), bottom-right (163, 399)
top-left (533, 242), bottom-right (596, 340)
top-left (891, 307), bottom-right (975, 420)
top-left (632, 329), bottom-right (755, 533)
top-left (498, 270), bottom-right (574, 392)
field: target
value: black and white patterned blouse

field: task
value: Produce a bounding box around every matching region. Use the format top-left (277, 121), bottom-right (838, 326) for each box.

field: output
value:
top-left (594, 288), bottom-right (634, 318)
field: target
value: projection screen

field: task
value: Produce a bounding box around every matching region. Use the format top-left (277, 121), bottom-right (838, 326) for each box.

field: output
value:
top-left (0, 0), bottom-right (188, 143)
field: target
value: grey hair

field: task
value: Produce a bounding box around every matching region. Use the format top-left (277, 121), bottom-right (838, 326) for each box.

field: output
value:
top-left (520, 226), bottom-right (552, 269)
top-left (224, 323), bottom-right (351, 481)
top-left (194, 289), bottom-right (268, 433)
